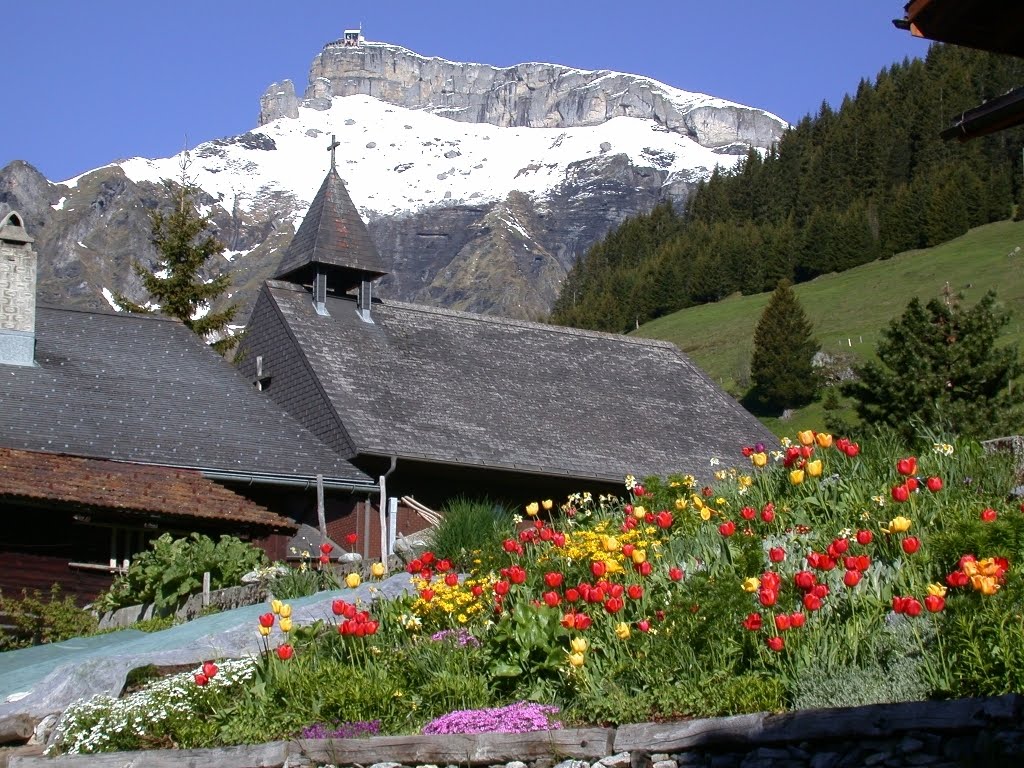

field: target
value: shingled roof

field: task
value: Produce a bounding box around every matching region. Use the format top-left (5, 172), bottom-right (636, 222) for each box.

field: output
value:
top-left (273, 167), bottom-right (388, 290)
top-left (247, 280), bottom-right (777, 484)
top-left (0, 306), bottom-right (375, 489)
top-left (0, 447), bottom-right (296, 531)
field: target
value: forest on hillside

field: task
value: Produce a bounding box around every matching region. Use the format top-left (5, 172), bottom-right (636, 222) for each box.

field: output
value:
top-left (550, 45), bottom-right (1024, 333)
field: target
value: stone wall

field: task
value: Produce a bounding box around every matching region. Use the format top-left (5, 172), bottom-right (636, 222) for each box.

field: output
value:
top-left (11, 695), bottom-right (1022, 767)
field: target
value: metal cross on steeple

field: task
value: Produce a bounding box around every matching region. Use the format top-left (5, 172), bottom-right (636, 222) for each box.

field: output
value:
top-left (327, 134), bottom-right (340, 170)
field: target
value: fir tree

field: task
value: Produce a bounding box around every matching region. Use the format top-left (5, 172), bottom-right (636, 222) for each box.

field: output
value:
top-left (115, 152), bottom-right (238, 354)
top-left (842, 291), bottom-right (1023, 441)
top-left (747, 280), bottom-right (820, 414)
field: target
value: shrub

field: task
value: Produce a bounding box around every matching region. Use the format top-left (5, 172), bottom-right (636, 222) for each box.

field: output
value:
top-left (95, 533), bottom-right (267, 613)
top-left (429, 496), bottom-right (515, 571)
top-left (0, 585), bottom-right (98, 650)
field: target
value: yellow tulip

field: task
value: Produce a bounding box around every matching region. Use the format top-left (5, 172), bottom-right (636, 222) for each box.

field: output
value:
top-left (602, 535), bottom-right (620, 552)
top-left (615, 622), bottom-right (631, 639)
top-left (675, 497), bottom-right (688, 511)
top-left (568, 652), bottom-right (585, 667)
top-left (797, 430), bottom-right (815, 446)
top-left (742, 577), bottom-right (761, 593)
top-left (541, 499), bottom-right (554, 511)
top-left (271, 599), bottom-right (283, 615)
top-left (751, 452), bottom-right (768, 468)
top-left (927, 583), bottom-right (947, 598)
top-left (346, 572), bottom-right (362, 588)
top-left (815, 433), bottom-right (834, 448)
top-left (279, 617), bottom-right (293, 632)
top-left (790, 469), bottom-right (805, 485)
top-left (806, 459), bottom-right (823, 478)
top-left (699, 507), bottom-right (712, 521)
top-left (279, 603), bottom-right (292, 619)
top-left (570, 637), bottom-right (588, 654)
top-left (887, 516), bottom-right (912, 534)
top-left (633, 505), bottom-right (647, 519)
top-left (631, 549), bottom-right (647, 565)
top-left (371, 562), bottom-right (386, 578)
top-left (525, 502), bottom-right (539, 517)
top-left (258, 625), bottom-right (271, 637)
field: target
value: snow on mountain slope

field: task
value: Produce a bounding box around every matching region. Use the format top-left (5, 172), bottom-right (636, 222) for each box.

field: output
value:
top-left (111, 94), bottom-right (748, 225)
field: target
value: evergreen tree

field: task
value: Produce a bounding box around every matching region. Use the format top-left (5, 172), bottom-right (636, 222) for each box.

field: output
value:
top-left (842, 291), bottom-right (1024, 441)
top-left (747, 280), bottom-right (820, 414)
top-left (115, 154), bottom-right (239, 354)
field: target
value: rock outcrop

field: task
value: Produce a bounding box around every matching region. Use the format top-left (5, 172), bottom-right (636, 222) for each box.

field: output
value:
top-left (259, 42), bottom-right (785, 153)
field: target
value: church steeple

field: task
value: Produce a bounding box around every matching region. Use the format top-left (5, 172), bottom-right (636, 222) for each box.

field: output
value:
top-left (274, 135), bottom-right (387, 318)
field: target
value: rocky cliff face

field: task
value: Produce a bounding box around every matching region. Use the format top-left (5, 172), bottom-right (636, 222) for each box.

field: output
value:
top-left (261, 42), bottom-right (784, 154)
top-left (4, 42), bottom-right (787, 324)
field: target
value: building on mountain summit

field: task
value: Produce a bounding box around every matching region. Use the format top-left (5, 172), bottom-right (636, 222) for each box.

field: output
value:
top-left (236, 150), bottom-right (777, 530)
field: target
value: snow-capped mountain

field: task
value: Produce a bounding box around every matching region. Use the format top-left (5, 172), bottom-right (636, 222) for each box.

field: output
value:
top-left (0, 41), bottom-right (787, 321)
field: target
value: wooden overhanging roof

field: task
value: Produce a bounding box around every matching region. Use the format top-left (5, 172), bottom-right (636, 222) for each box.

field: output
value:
top-left (896, 0), bottom-right (1024, 141)
top-left (0, 447), bottom-right (297, 532)
top-left (251, 280), bottom-right (777, 484)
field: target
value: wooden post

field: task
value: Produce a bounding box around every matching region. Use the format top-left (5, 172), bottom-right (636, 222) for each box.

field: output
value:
top-left (316, 474), bottom-right (327, 541)
top-left (202, 571), bottom-right (211, 608)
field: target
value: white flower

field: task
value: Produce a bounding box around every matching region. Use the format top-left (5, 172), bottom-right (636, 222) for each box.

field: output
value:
top-left (709, 457), bottom-right (720, 466)
top-left (933, 442), bottom-right (955, 456)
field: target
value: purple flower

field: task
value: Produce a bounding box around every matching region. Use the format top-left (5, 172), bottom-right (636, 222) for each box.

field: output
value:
top-left (300, 719), bottom-right (381, 739)
top-left (422, 702), bottom-right (561, 735)
top-left (429, 628), bottom-right (481, 647)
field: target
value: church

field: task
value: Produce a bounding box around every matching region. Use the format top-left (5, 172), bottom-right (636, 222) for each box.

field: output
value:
top-left (236, 140), bottom-right (776, 512)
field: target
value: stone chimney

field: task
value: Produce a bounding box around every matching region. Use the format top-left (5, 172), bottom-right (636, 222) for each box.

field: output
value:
top-left (0, 211), bottom-right (37, 366)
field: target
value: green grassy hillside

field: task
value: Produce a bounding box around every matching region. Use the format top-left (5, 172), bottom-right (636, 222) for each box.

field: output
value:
top-left (633, 219), bottom-right (1024, 434)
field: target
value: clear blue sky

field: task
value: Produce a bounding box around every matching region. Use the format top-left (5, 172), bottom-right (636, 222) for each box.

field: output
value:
top-left (2, 1), bottom-right (928, 182)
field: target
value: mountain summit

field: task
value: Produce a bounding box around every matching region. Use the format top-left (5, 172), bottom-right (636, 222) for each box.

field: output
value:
top-left (0, 39), bottom-right (787, 321)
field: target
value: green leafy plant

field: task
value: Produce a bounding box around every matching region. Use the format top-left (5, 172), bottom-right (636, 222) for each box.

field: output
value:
top-left (0, 585), bottom-right (98, 650)
top-left (430, 496), bottom-right (515, 571)
top-left (96, 533), bottom-right (267, 613)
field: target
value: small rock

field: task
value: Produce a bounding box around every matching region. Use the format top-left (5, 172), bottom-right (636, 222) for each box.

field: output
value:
top-left (598, 753), bottom-right (631, 768)
top-left (600, 141), bottom-right (612, 152)
top-left (366, 142), bottom-right (377, 149)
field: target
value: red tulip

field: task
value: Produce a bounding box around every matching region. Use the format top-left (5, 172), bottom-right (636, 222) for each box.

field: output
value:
top-left (902, 536), bottom-right (921, 554)
top-left (856, 530), bottom-right (873, 545)
top-left (758, 588), bottom-right (777, 607)
top-left (668, 566), bottom-right (684, 581)
top-left (621, 543), bottom-right (635, 557)
top-left (761, 503), bottom-right (776, 523)
top-left (718, 521), bottom-right (736, 537)
top-left (508, 565), bottom-right (527, 584)
top-left (766, 636), bottom-right (784, 652)
top-left (905, 477), bottom-right (919, 492)
top-left (409, 558), bottom-right (424, 572)
top-left (742, 612), bottom-right (763, 631)
top-left (574, 612), bottom-right (592, 630)
top-left (741, 506), bottom-right (756, 520)
top-left (774, 614), bottom-right (791, 631)
top-left (655, 511), bottom-right (674, 529)
top-left (471, 584), bottom-right (484, 597)
top-left (319, 554), bottom-right (330, 565)
top-left (493, 580), bottom-right (510, 596)
top-left (891, 484), bottom-right (910, 503)
top-left (194, 673), bottom-right (209, 686)
top-left (844, 442), bottom-right (860, 457)
top-left (604, 597), bottom-right (624, 614)
top-left (811, 583), bottom-right (830, 599)
top-left (444, 572), bottom-right (459, 587)
top-left (981, 508), bottom-right (998, 523)
top-left (904, 597), bottom-right (922, 617)
top-left (544, 571), bottom-right (564, 588)
top-left (542, 590), bottom-right (560, 608)
top-left (769, 547), bottom-right (786, 563)
top-left (789, 611), bottom-right (806, 628)
top-left (635, 561), bottom-right (653, 576)
top-left (276, 643), bottom-right (294, 660)
top-left (831, 538), bottom-right (849, 555)
top-left (202, 661), bottom-right (218, 679)
top-left (897, 457), bottom-right (918, 476)
top-left (855, 555), bottom-right (871, 571)
top-left (924, 595), bottom-right (945, 613)
top-left (608, 583), bottom-right (624, 599)
top-left (803, 594), bottom-right (823, 611)
top-left (319, 542), bottom-right (333, 555)
top-left (926, 476), bottom-right (943, 492)
top-left (345, 533), bottom-right (358, 546)
top-left (946, 570), bottom-right (969, 588)
top-left (761, 572), bottom-right (781, 591)
top-left (420, 588), bottom-right (434, 602)
top-left (437, 559), bottom-right (452, 572)
top-left (539, 527), bottom-right (553, 541)
top-left (259, 612), bottom-right (275, 628)
top-left (843, 569), bottom-right (861, 588)
top-left (552, 532), bottom-right (566, 547)
top-left (591, 560), bottom-right (607, 578)
top-left (627, 584), bottom-right (644, 600)
top-left (794, 571), bottom-right (816, 591)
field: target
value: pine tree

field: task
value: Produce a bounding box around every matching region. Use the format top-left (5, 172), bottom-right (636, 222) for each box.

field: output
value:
top-left (747, 280), bottom-right (820, 414)
top-left (842, 291), bottom-right (1023, 441)
top-left (115, 152), bottom-right (238, 354)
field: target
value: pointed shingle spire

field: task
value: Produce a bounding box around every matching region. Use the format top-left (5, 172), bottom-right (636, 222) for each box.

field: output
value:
top-left (274, 166), bottom-right (388, 293)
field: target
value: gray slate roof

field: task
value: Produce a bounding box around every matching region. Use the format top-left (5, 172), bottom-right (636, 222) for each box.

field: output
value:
top-left (0, 306), bottom-right (375, 487)
top-left (253, 280), bottom-right (777, 483)
top-left (273, 168), bottom-right (387, 288)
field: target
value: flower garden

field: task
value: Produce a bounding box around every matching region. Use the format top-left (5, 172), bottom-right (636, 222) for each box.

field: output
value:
top-left (48, 430), bottom-right (1024, 755)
